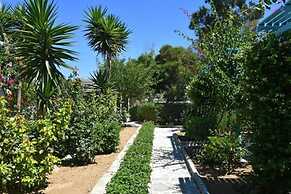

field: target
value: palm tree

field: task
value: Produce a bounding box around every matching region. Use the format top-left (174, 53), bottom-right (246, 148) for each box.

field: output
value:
top-left (84, 6), bottom-right (130, 79)
top-left (17, 0), bottom-right (77, 116)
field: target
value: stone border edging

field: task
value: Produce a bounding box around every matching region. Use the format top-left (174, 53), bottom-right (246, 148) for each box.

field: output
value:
top-left (173, 133), bottom-right (210, 194)
top-left (90, 123), bottom-right (142, 194)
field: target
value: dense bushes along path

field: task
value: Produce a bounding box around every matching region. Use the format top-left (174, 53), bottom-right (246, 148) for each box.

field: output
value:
top-left (106, 122), bottom-right (155, 194)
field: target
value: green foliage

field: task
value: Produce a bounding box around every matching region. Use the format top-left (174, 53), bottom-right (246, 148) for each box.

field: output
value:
top-left (92, 120), bottom-right (120, 154)
top-left (84, 6), bottom-right (130, 78)
top-left (129, 102), bottom-right (159, 123)
top-left (110, 58), bottom-right (154, 102)
top-left (159, 103), bottom-right (189, 125)
top-left (190, 0), bottom-right (263, 38)
top-left (198, 15), bottom-right (255, 115)
top-left (241, 32), bottom-right (291, 194)
top-left (56, 80), bottom-right (121, 164)
top-left (106, 122), bottom-right (155, 194)
top-left (187, 73), bottom-right (220, 118)
top-left (185, 14), bottom-right (255, 141)
top-left (17, 0), bottom-right (77, 115)
top-left (185, 73), bottom-right (220, 139)
top-left (184, 114), bottom-right (216, 140)
top-left (0, 97), bottom-right (71, 193)
top-left (200, 132), bottom-right (245, 173)
top-left (90, 68), bottom-right (112, 94)
top-left (153, 45), bottom-right (197, 102)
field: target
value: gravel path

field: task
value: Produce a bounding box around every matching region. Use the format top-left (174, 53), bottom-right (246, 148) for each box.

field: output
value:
top-left (149, 127), bottom-right (200, 194)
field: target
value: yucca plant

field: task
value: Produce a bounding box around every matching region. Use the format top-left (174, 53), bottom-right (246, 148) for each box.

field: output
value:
top-left (84, 6), bottom-right (130, 79)
top-left (90, 68), bottom-right (112, 94)
top-left (17, 0), bottom-right (77, 116)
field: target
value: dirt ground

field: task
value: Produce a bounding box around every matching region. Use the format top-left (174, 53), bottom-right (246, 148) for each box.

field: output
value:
top-left (43, 127), bottom-right (137, 194)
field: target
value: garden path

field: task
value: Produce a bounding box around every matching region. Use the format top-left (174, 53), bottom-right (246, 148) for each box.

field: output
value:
top-left (149, 127), bottom-right (200, 194)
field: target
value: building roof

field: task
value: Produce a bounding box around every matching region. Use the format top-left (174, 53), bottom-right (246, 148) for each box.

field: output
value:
top-left (257, 0), bottom-right (291, 34)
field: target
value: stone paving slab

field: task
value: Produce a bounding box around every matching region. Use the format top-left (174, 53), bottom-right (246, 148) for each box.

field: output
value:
top-left (149, 128), bottom-right (200, 194)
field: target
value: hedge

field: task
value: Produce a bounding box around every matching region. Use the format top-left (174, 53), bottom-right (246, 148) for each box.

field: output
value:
top-left (106, 122), bottom-right (155, 194)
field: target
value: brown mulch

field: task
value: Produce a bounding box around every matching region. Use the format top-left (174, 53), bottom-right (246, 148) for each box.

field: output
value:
top-left (43, 127), bottom-right (137, 194)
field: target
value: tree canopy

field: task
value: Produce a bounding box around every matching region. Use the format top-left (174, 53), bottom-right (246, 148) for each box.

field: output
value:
top-left (153, 45), bottom-right (197, 102)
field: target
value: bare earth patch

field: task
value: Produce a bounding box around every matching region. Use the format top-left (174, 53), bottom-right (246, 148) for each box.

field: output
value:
top-left (43, 127), bottom-right (137, 194)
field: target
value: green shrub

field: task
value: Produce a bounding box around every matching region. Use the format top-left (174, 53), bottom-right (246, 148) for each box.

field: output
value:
top-left (199, 132), bottom-right (245, 172)
top-left (129, 106), bottom-right (138, 121)
top-left (0, 97), bottom-right (71, 193)
top-left (93, 120), bottom-right (120, 154)
top-left (241, 32), bottom-right (291, 194)
top-left (130, 102), bottom-right (159, 122)
top-left (56, 87), bottom-right (121, 164)
top-left (184, 114), bottom-right (216, 140)
top-left (158, 103), bottom-right (189, 125)
top-left (106, 122), bottom-right (155, 194)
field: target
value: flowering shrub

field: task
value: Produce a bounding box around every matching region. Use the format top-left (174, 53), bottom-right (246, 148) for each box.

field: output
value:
top-left (0, 97), bottom-right (71, 193)
top-left (0, 49), bottom-right (18, 103)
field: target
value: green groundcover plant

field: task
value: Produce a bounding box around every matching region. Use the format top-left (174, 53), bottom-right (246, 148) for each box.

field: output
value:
top-left (0, 97), bottom-right (71, 193)
top-left (106, 122), bottom-right (155, 194)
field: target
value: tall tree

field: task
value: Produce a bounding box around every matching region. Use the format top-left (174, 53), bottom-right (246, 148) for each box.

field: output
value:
top-left (190, 0), bottom-right (263, 38)
top-left (84, 6), bottom-right (131, 79)
top-left (153, 45), bottom-right (197, 102)
top-left (110, 58), bottom-right (154, 105)
top-left (17, 0), bottom-right (77, 116)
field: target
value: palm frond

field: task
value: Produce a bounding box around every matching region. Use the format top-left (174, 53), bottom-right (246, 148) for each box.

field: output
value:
top-left (17, 0), bottom-right (77, 92)
top-left (89, 69), bottom-right (112, 94)
top-left (84, 6), bottom-right (131, 58)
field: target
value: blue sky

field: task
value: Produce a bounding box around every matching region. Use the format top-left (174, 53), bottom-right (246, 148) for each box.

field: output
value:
top-left (4, 0), bottom-right (201, 77)
top-left (2, 0), bottom-right (281, 78)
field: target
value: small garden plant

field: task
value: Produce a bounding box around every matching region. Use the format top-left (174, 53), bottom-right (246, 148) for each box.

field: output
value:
top-left (106, 122), bottom-right (155, 194)
top-left (0, 97), bottom-right (71, 193)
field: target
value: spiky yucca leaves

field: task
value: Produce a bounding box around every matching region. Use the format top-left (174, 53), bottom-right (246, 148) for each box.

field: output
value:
top-left (17, 0), bottom-right (77, 115)
top-left (84, 6), bottom-right (130, 78)
top-left (90, 69), bottom-right (112, 94)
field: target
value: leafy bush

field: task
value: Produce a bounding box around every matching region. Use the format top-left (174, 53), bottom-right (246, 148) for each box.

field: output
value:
top-left (158, 102), bottom-right (189, 125)
top-left (56, 83), bottom-right (121, 164)
top-left (129, 105), bottom-right (139, 121)
top-left (106, 122), bottom-right (155, 194)
top-left (200, 132), bottom-right (245, 172)
top-left (92, 120), bottom-right (120, 154)
top-left (0, 97), bottom-right (71, 193)
top-left (184, 114), bottom-right (216, 140)
top-left (129, 102), bottom-right (159, 122)
top-left (241, 32), bottom-right (291, 194)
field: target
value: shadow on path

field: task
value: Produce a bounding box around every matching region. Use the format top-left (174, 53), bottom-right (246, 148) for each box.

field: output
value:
top-left (150, 127), bottom-right (199, 193)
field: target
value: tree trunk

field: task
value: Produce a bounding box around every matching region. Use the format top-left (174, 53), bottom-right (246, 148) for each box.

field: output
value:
top-left (3, 33), bottom-right (10, 55)
top-left (106, 54), bottom-right (112, 80)
top-left (16, 81), bottom-right (22, 112)
top-left (16, 59), bottom-right (24, 112)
